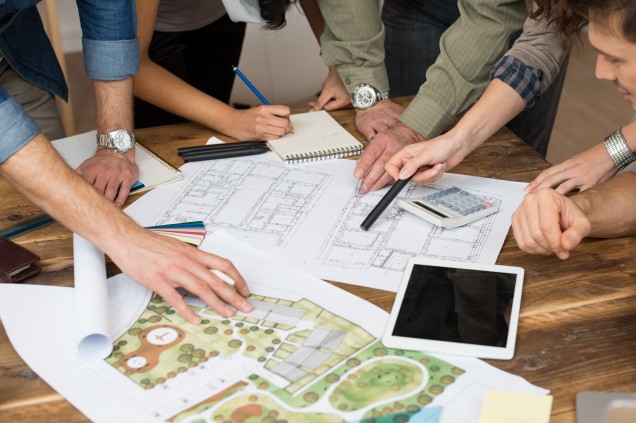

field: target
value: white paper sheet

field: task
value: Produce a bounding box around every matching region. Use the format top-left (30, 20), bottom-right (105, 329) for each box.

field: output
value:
top-left (73, 234), bottom-right (112, 360)
top-left (125, 153), bottom-right (526, 291)
top-left (0, 231), bottom-right (546, 422)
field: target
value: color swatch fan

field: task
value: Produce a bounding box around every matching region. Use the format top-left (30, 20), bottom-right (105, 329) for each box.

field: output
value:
top-left (145, 221), bottom-right (206, 247)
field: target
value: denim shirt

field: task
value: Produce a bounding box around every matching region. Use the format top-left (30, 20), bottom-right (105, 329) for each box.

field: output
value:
top-left (0, 0), bottom-right (140, 163)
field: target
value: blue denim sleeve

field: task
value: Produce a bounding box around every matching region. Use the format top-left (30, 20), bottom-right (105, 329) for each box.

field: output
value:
top-left (0, 89), bottom-right (40, 164)
top-left (77, 0), bottom-right (140, 80)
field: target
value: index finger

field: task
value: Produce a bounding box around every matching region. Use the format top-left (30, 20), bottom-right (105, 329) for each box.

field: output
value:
top-left (354, 139), bottom-right (386, 180)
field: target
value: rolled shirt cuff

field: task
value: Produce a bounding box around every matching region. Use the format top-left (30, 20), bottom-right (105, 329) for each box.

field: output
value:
top-left (82, 38), bottom-right (140, 81)
top-left (490, 56), bottom-right (543, 109)
top-left (0, 96), bottom-right (40, 163)
top-left (337, 63), bottom-right (390, 96)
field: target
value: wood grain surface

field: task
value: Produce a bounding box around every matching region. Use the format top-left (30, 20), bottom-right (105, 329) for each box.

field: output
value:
top-left (1, 102), bottom-right (634, 422)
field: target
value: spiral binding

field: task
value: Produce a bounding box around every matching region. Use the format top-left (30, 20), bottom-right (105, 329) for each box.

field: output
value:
top-left (135, 142), bottom-right (180, 173)
top-left (284, 144), bottom-right (363, 165)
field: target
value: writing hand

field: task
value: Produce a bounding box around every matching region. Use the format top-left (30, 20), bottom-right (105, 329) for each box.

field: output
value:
top-left (225, 105), bottom-right (293, 141)
top-left (76, 148), bottom-right (139, 207)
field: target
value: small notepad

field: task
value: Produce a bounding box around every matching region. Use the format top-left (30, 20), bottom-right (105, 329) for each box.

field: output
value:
top-left (266, 110), bottom-right (363, 164)
top-left (52, 130), bottom-right (182, 193)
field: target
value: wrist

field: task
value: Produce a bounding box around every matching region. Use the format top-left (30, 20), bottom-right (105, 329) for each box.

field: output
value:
top-left (393, 122), bottom-right (427, 144)
top-left (603, 127), bottom-right (636, 171)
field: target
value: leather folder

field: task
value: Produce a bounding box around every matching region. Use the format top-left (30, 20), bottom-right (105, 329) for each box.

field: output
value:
top-left (0, 237), bottom-right (41, 283)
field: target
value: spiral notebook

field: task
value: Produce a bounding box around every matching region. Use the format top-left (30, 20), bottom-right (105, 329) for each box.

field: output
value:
top-left (52, 130), bottom-right (182, 193)
top-left (266, 110), bottom-right (363, 164)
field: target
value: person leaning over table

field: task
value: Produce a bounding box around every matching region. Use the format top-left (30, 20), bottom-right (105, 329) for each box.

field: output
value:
top-left (0, 0), bottom-right (252, 323)
top-left (313, 0), bottom-right (567, 194)
top-left (133, 0), bottom-right (351, 141)
top-left (384, 0), bottom-right (636, 258)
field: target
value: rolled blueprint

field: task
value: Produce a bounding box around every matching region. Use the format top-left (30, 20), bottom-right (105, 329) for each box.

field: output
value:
top-left (73, 234), bottom-right (112, 360)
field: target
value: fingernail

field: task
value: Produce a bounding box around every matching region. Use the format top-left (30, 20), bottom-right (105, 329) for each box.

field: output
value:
top-left (399, 169), bottom-right (409, 179)
top-left (360, 184), bottom-right (368, 193)
top-left (225, 306), bottom-right (236, 316)
top-left (243, 300), bottom-right (253, 312)
top-left (354, 169), bottom-right (363, 179)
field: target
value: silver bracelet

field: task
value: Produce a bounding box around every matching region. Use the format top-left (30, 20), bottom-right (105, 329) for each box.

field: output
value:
top-left (603, 128), bottom-right (636, 171)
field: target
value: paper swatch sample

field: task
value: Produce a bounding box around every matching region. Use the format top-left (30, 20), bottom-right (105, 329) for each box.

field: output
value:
top-left (479, 390), bottom-right (553, 423)
top-left (52, 130), bottom-right (182, 193)
top-left (145, 221), bottom-right (206, 247)
top-left (267, 110), bottom-right (363, 164)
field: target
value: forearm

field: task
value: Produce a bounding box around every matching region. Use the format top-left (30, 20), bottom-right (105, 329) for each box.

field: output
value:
top-left (449, 79), bottom-right (526, 152)
top-left (317, 0), bottom-right (388, 94)
top-left (133, 60), bottom-right (236, 133)
top-left (95, 79), bottom-right (134, 132)
top-left (571, 172), bottom-right (636, 238)
top-left (0, 134), bottom-right (138, 252)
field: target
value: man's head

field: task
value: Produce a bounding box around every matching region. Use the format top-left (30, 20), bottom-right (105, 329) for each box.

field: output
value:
top-left (560, 0), bottom-right (636, 110)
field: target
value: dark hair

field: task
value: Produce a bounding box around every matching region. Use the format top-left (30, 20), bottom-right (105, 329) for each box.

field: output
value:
top-left (258, 0), bottom-right (298, 30)
top-left (529, 0), bottom-right (636, 45)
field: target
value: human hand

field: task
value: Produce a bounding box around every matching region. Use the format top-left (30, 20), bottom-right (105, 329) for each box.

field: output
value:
top-left (512, 188), bottom-right (592, 260)
top-left (226, 105), bottom-right (294, 141)
top-left (354, 122), bottom-right (425, 193)
top-left (385, 131), bottom-right (474, 185)
top-left (76, 148), bottom-right (139, 207)
top-left (309, 66), bottom-right (351, 111)
top-left (110, 229), bottom-right (253, 324)
top-left (526, 143), bottom-right (617, 194)
top-left (355, 100), bottom-right (404, 141)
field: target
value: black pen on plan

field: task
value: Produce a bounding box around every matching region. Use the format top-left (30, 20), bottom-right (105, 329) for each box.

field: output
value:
top-left (179, 147), bottom-right (269, 163)
top-left (360, 175), bottom-right (414, 231)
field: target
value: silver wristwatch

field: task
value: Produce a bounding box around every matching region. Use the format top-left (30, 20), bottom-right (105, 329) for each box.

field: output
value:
top-left (351, 83), bottom-right (389, 109)
top-left (96, 129), bottom-right (135, 153)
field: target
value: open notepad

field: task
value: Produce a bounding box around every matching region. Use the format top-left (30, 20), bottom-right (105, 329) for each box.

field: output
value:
top-left (52, 130), bottom-right (182, 193)
top-left (267, 110), bottom-right (364, 164)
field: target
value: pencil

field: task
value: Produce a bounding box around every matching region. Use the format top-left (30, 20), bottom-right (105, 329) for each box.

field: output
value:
top-left (232, 66), bottom-right (270, 105)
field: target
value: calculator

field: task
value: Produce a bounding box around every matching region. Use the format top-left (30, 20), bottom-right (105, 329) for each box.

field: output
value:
top-left (397, 186), bottom-right (499, 229)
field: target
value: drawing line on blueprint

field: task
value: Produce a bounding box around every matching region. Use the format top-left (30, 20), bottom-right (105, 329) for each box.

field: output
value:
top-left (315, 183), bottom-right (501, 271)
top-left (152, 160), bottom-right (335, 246)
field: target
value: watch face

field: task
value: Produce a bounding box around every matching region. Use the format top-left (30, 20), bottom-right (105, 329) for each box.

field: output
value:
top-left (354, 86), bottom-right (377, 109)
top-left (112, 130), bottom-right (133, 151)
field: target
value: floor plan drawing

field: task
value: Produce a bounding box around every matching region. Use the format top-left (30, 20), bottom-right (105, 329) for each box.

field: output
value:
top-left (313, 182), bottom-right (499, 278)
top-left (149, 159), bottom-right (336, 246)
top-left (125, 158), bottom-right (526, 291)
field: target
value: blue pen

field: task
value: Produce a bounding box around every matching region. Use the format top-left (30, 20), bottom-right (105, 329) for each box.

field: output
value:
top-left (232, 66), bottom-right (270, 105)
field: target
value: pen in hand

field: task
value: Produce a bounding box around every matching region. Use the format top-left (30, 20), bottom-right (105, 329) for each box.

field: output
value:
top-left (232, 65), bottom-right (294, 134)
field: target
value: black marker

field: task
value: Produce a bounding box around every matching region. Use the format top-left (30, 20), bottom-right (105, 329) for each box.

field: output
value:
top-left (181, 147), bottom-right (268, 163)
top-left (360, 175), bottom-right (414, 231)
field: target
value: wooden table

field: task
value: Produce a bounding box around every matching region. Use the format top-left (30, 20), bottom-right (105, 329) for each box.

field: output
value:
top-left (1, 104), bottom-right (635, 422)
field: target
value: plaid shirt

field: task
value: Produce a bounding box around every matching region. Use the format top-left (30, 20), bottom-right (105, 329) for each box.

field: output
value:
top-left (490, 55), bottom-right (543, 109)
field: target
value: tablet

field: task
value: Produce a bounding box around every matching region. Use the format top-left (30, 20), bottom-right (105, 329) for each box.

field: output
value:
top-left (383, 258), bottom-right (524, 360)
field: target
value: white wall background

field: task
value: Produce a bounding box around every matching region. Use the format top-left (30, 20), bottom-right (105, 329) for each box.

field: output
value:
top-left (52, 1), bottom-right (327, 107)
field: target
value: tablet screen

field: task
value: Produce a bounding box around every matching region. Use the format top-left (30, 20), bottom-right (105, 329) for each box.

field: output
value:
top-left (391, 264), bottom-right (517, 348)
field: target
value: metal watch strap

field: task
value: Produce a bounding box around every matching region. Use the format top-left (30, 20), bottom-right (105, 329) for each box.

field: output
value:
top-left (604, 128), bottom-right (636, 171)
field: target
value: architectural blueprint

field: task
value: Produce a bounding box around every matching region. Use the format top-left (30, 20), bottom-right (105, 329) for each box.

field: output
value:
top-left (125, 155), bottom-right (526, 291)
top-left (0, 231), bottom-right (546, 423)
